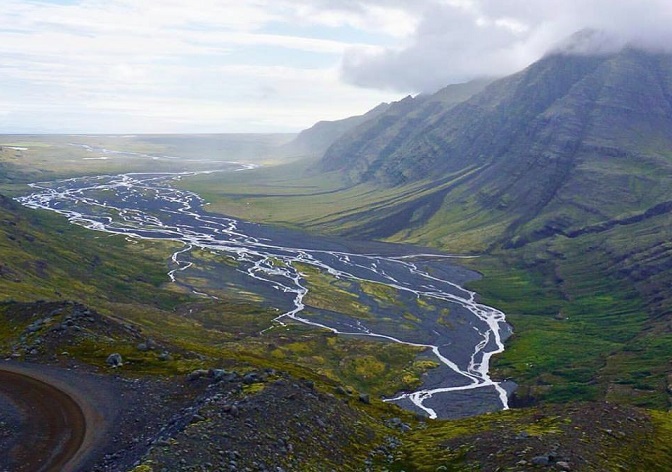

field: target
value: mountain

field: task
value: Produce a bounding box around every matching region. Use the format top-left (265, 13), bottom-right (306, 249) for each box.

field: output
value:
top-left (319, 78), bottom-right (493, 173)
top-left (322, 47), bottom-right (672, 187)
top-left (279, 102), bottom-right (391, 158)
top-left (284, 78), bottom-right (491, 159)
top-left (317, 48), bottom-right (672, 252)
top-left (287, 46), bottom-right (672, 408)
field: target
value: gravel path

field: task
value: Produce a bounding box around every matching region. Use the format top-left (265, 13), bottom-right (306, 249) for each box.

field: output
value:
top-left (0, 391), bottom-right (23, 472)
top-left (0, 366), bottom-right (88, 472)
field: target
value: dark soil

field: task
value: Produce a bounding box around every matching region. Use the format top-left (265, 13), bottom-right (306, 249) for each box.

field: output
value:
top-left (433, 402), bottom-right (654, 471)
top-left (141, 374), bottom-right (378, 471)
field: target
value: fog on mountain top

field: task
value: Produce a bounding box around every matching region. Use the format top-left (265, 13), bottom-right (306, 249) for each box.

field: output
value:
top-left (340, 0), bottom-right (672, 94)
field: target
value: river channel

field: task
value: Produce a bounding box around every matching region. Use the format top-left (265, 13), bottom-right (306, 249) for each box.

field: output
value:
top-left (16, 165), bottom-right (514, 419)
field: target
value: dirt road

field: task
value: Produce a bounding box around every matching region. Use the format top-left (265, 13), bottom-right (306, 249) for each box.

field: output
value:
top-left (0, 365), bottom-right (94, 472)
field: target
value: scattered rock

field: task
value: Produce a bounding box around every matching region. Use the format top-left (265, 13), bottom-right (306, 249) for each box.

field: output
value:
top-left (106, 353), bottom-right (123, 367)
top-left (186, 369), bottom-right (209, 382)
top-left (242, 372), bottom-right (261, 384)
top-left (358, 393), bottom-right (371, 404)
top-left (532, 455), bottom-right (551, 466)
top-left (516, 431), bottom-right (530, 440)
top-left (387, 417), bottom-right (402, 427)
top-left (209, 368), bottom-right (237, 382)
top-left (190, 414), bottom-right (206, 423)
top-left (158, 351), bottom-right (172, 361)
top-left (384, 417), bottom-right (411, 433)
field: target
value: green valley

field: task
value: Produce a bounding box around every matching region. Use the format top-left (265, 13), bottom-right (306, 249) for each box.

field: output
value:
top-left (4, 44), bottom-right (672, 471)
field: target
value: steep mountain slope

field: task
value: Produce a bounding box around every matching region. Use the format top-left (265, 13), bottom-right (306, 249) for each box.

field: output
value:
top-left (0, 193), bottom-right (174, 304)
top-left (317, 79), bottom-right (492, 169)
top-left (292, 47), bottom-right (672, 408)
top-left (285, 78), bottom-right (493, 160)
top-left (281, 102), bottom-right (391, 158)
top-left (317, 48), bottom-right (672, 253)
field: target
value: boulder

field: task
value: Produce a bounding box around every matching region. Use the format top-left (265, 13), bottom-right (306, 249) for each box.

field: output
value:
top-left (243, 372), bottom-right (261, 384)
top-left (358, 393), bottom-right (371, 404)
top-left (186, 369), bottom-right (209, 381)
top-left (158, 351), bottom-right (172, 361)
top-left (106, 353), bottom-right (123, 367)
top-left (208, 368), bottom-right (230, 381)
top-left (531, 456), bottom-right (551, 466)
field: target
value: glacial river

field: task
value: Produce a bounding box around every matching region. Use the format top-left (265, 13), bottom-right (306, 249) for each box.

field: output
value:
top-left (16, 164), bottom-right (513, 419)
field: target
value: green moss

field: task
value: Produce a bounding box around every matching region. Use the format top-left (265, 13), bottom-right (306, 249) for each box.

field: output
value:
top-left (464, 253), bottom-right (670, 407)
top-left (297, 263), bottom-right (371, 319)
top-left (645, 411), bottom-right (672, 470)
top-left (129, 464), bottom-right (154, 472)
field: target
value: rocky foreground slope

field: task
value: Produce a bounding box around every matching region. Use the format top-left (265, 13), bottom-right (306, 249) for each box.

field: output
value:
top-left (2, 300), bottom-right (672, 471)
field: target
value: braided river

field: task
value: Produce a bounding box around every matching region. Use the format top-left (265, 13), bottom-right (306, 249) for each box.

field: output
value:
top-left (16, 162), bottom-right (514, 419)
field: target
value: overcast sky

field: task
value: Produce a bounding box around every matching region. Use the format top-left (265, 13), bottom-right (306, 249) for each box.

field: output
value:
top-left (2, 0), bottom-right (671, 134)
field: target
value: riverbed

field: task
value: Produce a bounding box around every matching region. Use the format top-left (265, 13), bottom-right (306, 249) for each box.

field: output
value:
top-left (16, 165), bottom-right (514, 419)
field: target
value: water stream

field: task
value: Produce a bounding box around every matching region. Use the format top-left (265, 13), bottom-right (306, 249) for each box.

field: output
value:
top-left (16, 167), bottom-right (514, 419)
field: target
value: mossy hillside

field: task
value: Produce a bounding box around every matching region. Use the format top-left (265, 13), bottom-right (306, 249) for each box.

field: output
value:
top-left (70, 298), bottom-right (432, 400)
top-left (465, 249), bottom-right (671, 409)
top-left (140, 306), bottom-right (437, 400)
top-left (0, 290), bottom-right (438, 404)
top-left (0, 197), bottom-right (183, 307)
top-left (0, 303), bottom-right (416, 471)
top-left (385, 403), bottom-right (672, 471)
top-left (537, 219), bottom-right (672, 408)
top-left (0, 300), bottom-right (228, 377)
top-left (246, 329), bottom-right (437, 396)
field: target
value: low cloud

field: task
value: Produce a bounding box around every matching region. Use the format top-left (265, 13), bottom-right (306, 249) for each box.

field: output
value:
top-left (341, 0), bottom-right (672, 93)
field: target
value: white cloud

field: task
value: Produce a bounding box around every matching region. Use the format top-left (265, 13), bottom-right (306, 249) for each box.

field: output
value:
top-left (5, 0), bottom-right (670, 133)
top-left (287, 2), bottom-right (419, 38)
top-left (0, 0), bottom-right (406, 133)
top-left (341, 0), bottom-right (672, 93)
